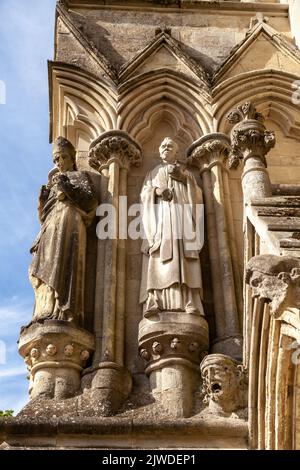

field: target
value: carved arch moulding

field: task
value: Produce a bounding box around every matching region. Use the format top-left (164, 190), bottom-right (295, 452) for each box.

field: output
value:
top-left (212, 70), bottom-right (300, 140)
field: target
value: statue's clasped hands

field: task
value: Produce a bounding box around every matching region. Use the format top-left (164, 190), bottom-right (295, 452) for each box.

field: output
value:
top-left (52, 173), bottom-right (70, 201)
top-left (155, 187), bottom-right (173, 201)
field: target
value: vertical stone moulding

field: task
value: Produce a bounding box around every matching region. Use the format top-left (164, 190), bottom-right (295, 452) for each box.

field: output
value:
top-left (187, 133), bottom-right (243, 360)
top-left (83, 130), bottom-right (142, 416)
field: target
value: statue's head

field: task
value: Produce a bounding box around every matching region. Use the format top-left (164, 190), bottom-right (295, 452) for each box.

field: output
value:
top-left (159, 137), bottom-right (178, 163)
top-left (200, 353), bottom-right (247, 415)
top-left (52, 136), bottom-right (76, 172)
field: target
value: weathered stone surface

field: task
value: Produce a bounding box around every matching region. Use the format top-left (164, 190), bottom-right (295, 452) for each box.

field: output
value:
top-left (200, 353), bottom-right (248, 417)
top-left (8, 0), bottom-right (300, 451)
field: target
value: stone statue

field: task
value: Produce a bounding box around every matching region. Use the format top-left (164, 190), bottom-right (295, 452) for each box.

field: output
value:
top-left (29, 137), bottom-right (98, 326)
top-left (139, 137), bottom-right (204, 317)
top-left (200, 354), bottom-right (248, 417)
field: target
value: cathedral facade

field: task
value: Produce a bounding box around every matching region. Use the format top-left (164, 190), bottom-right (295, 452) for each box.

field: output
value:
top-left (1, 0), bottom-right (300, 450)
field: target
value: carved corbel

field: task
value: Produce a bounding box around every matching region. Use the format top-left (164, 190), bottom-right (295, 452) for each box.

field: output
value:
top-left (246, 254), bottom-right (300, 318)
top-left (227, 102), bottom-right (276, 202)
top-left (188, 133), bottom-right (230, 174)
top-left (200, 353), bottom-right (248, 417)
top-left (19, 322), bottom-right (94, 400)
top-left (89, 130), bottom-right (141, 172)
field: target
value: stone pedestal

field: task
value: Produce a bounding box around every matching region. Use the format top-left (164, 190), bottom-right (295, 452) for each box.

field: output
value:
top-left (19, 321), bottom-right (94, 400)
top-left (138, 312), bottom-right (209, 417)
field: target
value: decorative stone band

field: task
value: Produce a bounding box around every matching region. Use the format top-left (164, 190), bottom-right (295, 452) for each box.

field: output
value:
top-left (139, 332), bottom-right (207, 376)
top-left (245, 254), bottom-right (300, 318)
top-left (144, 356), bottom-right (203, 376)
top-left (88, 130), bottom-right (142, 172)
top-left (139, 313), bottom-right (208, 373)
top-left (186, 132), bottom-right (231, 174)
top-left (242, 166), bottom-right (270, 178)
top-left (19, 320), bottom-right (95, 400)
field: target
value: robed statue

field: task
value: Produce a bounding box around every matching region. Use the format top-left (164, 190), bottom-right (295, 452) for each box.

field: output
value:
top-left (139, 137), bottom-right (205, 318)
top-left (29, 137), bottom-right (98, 326)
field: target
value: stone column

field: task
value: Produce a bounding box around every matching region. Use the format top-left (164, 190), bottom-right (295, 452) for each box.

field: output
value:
top-left (83, 130), bottom-right (142, 415)
top-left (187, 133), bottom-right (243, 360)
top-left (227, 102), bottom-right (276, 203)
top-left (138, 312), bottom-right (209, 418)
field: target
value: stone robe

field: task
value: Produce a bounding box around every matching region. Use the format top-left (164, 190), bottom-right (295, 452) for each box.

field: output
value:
top-left (29, 171), bottom-right (97, 325)
top-left (139, 162), bottom-right (204, 315)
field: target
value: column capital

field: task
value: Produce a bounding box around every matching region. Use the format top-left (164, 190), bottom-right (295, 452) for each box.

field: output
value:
top-left (227, 102), bottom-right (276, 169)
top-left (187, 133), bottom-right (231, 173)
top-left (88, 130), bottom-right (142, 172)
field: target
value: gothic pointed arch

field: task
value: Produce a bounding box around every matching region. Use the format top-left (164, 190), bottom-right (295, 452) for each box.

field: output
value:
top-left (213, 70), bottom-right (300, 140)
top-left (118, 69), bottom-right (213, 145)
top-left (49, 62), bottom-right (118, 150)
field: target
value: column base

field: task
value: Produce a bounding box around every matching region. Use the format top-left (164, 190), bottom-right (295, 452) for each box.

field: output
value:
top-left (81, 362), bottom-right (132, 416)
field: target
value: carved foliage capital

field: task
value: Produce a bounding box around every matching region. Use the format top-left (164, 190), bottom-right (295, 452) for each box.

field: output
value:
top-left (231, 128), bottom-right (275, 165)
top-left (246, 255), bottom-right (300, 318)
top-left (227, 102), bottom-right (275, 169)
top-left (89, 131), bottom-right (142, 172)
top-left (187, 134), bottom-right (230, 170)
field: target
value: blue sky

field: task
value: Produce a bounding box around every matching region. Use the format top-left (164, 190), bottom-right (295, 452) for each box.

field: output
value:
top-left (0, 0), bottom-right (57, 413)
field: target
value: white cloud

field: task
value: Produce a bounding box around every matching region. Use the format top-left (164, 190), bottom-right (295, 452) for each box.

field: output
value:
top-left (0, 365), bottom-right (27, 379)
top-left (0, 296), bottom-right (32, 326)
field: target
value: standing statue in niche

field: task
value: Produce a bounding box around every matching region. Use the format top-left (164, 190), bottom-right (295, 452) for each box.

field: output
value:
top-left (139, 137), bottom-right (205, 317)
top-left (29, 137), bottom-right (98, 326)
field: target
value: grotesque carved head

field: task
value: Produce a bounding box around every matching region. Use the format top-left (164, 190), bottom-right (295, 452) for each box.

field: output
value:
top-left (52, 136), bottom-right (76, 172)
top-left (64, 344), bottom-right (74, 357)
top-left (159, 137), bottom-right (178, 163)
top-left (30, 348), bottom-right (40, 360)
top-left (246, 255), bottom-right (300, 317)
top-left (46, 344), bottom-right (57, 357)
top-left (200, 353), bottom-right (247, 416)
